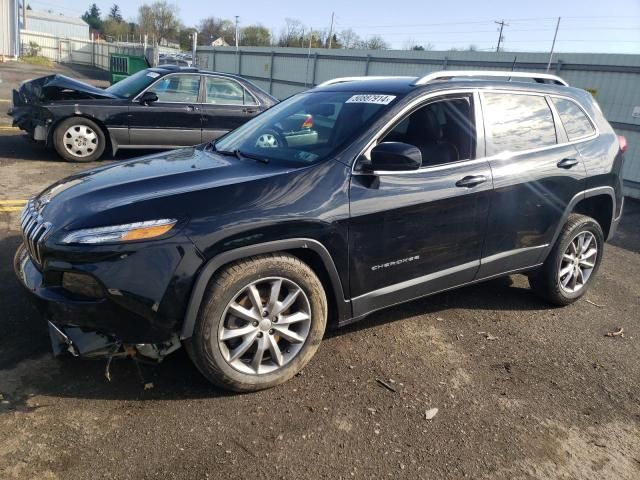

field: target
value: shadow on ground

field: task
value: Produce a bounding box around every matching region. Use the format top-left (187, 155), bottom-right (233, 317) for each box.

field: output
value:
top-left (609, 196), bottom-right (640, 255)
top-left (0, 132), bottom-right (163, 162)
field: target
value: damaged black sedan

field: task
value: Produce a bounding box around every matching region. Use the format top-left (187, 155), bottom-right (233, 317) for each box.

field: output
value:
top-left (9, 65), bottom-right (277, 162)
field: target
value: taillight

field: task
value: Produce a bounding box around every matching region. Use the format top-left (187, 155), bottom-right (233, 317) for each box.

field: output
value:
top-left (618, 135), bottom-right (627, 153)
top-left (302, 114), bottom-right (313, 129)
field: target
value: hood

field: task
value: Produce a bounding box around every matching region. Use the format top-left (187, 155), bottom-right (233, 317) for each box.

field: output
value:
top-left (34, 146), bottom-right (292, 230)
top-left (13, 75), bottom-right (118, 105)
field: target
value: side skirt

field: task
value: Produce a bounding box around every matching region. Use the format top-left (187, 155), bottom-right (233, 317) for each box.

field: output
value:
top-left (340, 263), bottom-right (543, 328)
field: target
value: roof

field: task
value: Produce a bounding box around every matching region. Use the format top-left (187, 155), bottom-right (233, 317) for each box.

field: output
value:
top-left (26, 9), bottom-right (89, 27)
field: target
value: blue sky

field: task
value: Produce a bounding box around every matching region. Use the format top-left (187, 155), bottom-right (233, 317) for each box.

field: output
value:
top-left (27, 0), bottom-right (640, 53)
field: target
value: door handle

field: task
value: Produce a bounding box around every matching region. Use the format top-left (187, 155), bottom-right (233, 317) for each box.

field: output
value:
top-left (455, 175), bottom-right (487, 188)
top-left (243, 108), bottom-right (257, 114)
top-left (186, 105), bottom-right (196, 111)
top-left (557, 158), bottom-right (579, 169)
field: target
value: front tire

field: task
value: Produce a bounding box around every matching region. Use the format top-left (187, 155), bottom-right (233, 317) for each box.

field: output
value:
top-left (186, 254), bottom-right (327, 392)
top-left (53, 117), bottom-right (106, 162)
top-left (529, 213), bottom-right (604, 305)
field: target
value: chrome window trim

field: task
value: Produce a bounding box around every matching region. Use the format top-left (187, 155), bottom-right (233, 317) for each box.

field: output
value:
top-left (352, 87), bottom-right (600, 177)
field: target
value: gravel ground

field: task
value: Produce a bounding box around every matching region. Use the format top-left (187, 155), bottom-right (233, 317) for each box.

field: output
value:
top-left (0, 62), bottom-right (639, 480)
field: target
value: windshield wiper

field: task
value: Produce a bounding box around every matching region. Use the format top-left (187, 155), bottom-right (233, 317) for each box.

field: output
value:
top-left (235, 149), bottom-right (269, 164)
top-left (213, 147), bottom-right (269, 164)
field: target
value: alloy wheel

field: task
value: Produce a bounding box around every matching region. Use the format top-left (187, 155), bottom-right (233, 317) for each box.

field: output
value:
top-left (558, 231), bottom-right (598, 293)
top-left (63, 125), bottom-right (98, 158)
top-left (217, 277), bottom-right (312, 375)
top-left (255, 133), bottom-right (279, 148)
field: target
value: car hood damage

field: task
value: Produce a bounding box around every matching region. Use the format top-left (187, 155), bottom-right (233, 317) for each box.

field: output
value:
top-left (12, 74), bottom-right (118, 105)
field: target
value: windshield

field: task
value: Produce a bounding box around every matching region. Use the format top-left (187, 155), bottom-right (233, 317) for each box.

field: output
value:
top-left (213, 91), bottom-right (398, 165)
top-left (105, 69), bottom-right (161, 99)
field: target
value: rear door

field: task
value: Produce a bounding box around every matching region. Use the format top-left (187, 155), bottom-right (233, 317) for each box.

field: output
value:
top-left (128, 73), bottom-right (203, 147)
top-left (200, 76), bottom-right (259, 143)
top-left (476, 90), bottom-right (589, 278)
top-left (348, 92), bottom-right (493, 317)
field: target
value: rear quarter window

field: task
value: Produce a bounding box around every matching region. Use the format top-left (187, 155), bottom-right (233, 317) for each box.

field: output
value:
top-left (551, 97), bottom-right (596, 140)
top-left (483, 93), bottom-right (557, 156)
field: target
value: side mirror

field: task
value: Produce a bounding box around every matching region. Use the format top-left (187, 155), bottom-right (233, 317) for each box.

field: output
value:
top-left (370, 142), bottom-right (422, 171)
top-left (139, 91), bottom-right (158, 105)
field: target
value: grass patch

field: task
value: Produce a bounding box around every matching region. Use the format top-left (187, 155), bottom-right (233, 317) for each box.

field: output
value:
top-left (21, 56), bottom-right (53, 67)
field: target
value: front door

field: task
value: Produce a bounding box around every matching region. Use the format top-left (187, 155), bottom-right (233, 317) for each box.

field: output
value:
top-left (348, 93), bottom-right (492, 317)
top-left (476, 91), bottom-right (589, 278)
top-left (128, 73), bottom-right (203, 147)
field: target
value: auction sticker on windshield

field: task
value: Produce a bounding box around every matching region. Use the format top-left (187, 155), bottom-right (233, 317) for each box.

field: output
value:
top-left (346, 94), bottom-right (396, 105)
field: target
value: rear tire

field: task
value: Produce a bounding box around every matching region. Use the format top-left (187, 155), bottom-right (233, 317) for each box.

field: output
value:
top-left (53, 117), bottom-right (106, 162)
top-left (529, 213), bottom-right (604, 305)
top-left (185, 254), bottom-right (327, 392)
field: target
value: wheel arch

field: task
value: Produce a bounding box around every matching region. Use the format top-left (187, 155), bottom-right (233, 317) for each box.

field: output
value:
top-left (180, 239), bottom-right (350, 340)
top-left (572, 193), bottom-right (614, 239)
top-left (552, 187), bottom-right (616, 245)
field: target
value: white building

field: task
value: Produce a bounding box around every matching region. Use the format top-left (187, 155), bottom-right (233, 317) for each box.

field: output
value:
top-left (0, 0), bottom-right (19, 59)
top-left (25, 9), bottom-right (89, 39)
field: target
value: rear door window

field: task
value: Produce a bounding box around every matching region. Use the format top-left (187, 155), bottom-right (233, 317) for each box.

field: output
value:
top-left (204, 77), bottom-right (257, 106)
top-left (482, 93), bottom-right (557, 155)
top-left (551, 97), bottom-right (596, 140)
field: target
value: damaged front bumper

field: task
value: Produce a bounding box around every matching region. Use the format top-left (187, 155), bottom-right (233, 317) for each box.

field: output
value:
top-left (14, 243), bottom-right (183, 364)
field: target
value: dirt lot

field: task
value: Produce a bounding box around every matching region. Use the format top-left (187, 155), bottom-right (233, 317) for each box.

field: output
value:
top-left (0, 62), bottom-right (639, 480)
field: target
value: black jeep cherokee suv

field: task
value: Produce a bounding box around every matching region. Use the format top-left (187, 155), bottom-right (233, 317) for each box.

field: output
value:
top-left (15, 70), bottom-right (625, 391)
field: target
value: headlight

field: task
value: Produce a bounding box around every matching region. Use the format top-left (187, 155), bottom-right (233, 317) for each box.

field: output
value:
top-left (60, 219), bottom-right (177, 245)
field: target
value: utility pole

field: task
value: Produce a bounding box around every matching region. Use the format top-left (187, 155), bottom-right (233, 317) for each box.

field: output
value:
top-left (327, 12), bottom-right (335, 49)
top-left (22, 0), bottom-right (27, 29)
top-left (495, 19), bottom-right (508, 52)
top-left (546, 17), bottom-right (561, 72)
top-left (234, 16), bottom-right (240, 50)
top-left (192, 31), bottom-right (198, 67)
top-left (235, 15), bottom-right (240, 74)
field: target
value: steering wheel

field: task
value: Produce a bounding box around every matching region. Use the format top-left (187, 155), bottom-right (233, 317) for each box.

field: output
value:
top-left (255, 128), bottom-right (287, 149)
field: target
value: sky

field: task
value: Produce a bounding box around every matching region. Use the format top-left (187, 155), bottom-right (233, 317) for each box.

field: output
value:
top-left (26, 0), bottom-right (640, 53)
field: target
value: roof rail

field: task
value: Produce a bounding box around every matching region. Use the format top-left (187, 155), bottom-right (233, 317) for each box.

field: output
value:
top-left (413, 70), bottom-right (569, 86)
top-left (317, 76), bottom-right (412, 87)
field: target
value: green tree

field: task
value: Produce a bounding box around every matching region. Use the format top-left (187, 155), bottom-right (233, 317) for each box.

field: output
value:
top-left (109, 4), bottom-right (123, 22)
top-left (82, 3), bottom-right (102, 31)
top-left (241, 24), bottom-right (271, 46)
top-left (179, 27), bottom-right (197, 50)
top-left (102, 18), bottom-right (129, 40)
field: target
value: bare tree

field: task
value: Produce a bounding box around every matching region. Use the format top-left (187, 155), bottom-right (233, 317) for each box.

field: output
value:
top-left (198, 17), bottom-right (235, 45)
top-left (402, 38), bottom-right (434, 51)
top-left (278, 18), bottom-right (305, 47)
top-left (137, 1), bottom-right (180, 44)
top-left (338, 28), bottom-right (361, 49)
top-left (360, 35), bottom-right (389, 50)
